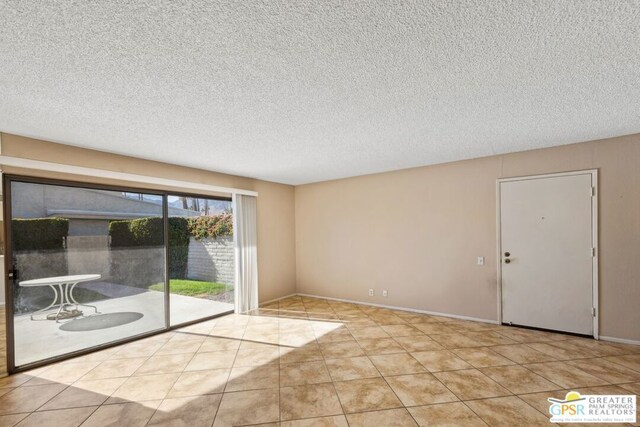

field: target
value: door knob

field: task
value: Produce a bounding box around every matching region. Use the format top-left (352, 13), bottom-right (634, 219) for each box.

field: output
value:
top-left (504, 252), bottom-right (510, 257)
top-left (504, 259), bottom-right (511, 264)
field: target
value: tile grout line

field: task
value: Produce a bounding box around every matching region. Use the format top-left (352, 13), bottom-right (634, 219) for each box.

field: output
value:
top-left (4, 296), bottom-right (640, 425)
top-left (413, 348), bottom-right (495, 426)
top-left (216, 313), bottom-right (252, 426)
top-left (314, 302), bottom-right (353, 426)
top-left (458, 400), bottom-right (491, 426)
top-left (296, 297), bottom-right (343, 422)
top-left (350, 310), bottom-right (424, 426)
top-left (379, 317), bottom-right (529, 425)
top-left (143, 320), bottom-right (220, 427)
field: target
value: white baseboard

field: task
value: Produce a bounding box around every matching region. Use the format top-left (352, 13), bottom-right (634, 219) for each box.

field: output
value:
top-left (295, 293), bottom-right (499, 325)
top-left (257, 293), bottom-right (639, 345)
top-left (599, 335), bottom-right (640, 346)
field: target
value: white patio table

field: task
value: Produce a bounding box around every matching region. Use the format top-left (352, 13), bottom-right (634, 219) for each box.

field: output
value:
top-left (19, 274), bottom-right (101, 322)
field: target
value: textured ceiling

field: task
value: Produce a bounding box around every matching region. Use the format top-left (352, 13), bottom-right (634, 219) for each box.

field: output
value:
top-left (1, 1), bottom-right (639, 185)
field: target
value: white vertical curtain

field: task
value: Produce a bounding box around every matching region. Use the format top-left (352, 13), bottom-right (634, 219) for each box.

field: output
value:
top-left (233, 194), bottom-right (258, 313)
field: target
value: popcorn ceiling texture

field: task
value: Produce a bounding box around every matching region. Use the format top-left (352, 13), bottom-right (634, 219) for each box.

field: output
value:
top-left (0, 1), bottom-right (639, 184)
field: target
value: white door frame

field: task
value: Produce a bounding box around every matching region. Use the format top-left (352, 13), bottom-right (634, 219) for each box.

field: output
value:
top-left (496, 169), bottom-right (599, 338)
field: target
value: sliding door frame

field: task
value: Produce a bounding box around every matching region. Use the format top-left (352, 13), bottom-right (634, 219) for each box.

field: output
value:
top-left (3, 174), bottom-right (234, 373)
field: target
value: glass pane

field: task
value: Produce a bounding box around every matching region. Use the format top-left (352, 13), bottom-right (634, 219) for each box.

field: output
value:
top-left (0, 199), bottom-right (6, 375)
top-left (167, 195), bottom-right (234, 325)
top-left (10, 181), bottom-right (166, 367)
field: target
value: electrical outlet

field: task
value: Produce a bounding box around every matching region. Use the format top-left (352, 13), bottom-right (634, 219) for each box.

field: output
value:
top-left (368, 289), bottom-right (374, 297)
top-left (382, 290), bottom-right (388, 297)
top-left (477, 256), bottom-right (484, 265)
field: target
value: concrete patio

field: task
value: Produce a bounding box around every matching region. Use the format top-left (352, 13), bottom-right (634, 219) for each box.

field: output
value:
top-left (14, 290), bottom-right (233, 367)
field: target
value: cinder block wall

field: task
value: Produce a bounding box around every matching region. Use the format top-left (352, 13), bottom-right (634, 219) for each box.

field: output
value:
top-left (187, 236), bottom-right (234, 285)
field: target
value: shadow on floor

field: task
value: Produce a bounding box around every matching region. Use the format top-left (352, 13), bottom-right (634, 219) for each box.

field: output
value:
top-left (59, 312), bottom-right (144, 332)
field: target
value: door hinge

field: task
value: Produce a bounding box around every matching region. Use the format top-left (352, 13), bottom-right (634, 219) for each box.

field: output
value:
top-left (591, 187), bottom-right (596, 197)
top-left (591, 247), bottom-right (596, 257)
top-left (592, 307), bottom-right (597, 317)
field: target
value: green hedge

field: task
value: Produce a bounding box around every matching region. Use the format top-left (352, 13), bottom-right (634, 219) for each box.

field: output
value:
top-left (168, 218), bottom-right (189, 278)
top-left (187, 213), bottom-right (233, 240)
top-left (109, 217), bottom-right (190, 278)
top-left (109, 214), bottom-right (233, 279)
top-left (12, 218), bottom-right (69, 251)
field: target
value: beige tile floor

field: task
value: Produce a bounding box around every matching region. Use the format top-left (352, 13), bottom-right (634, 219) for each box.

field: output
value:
top-left (0, 295), bottom-right (638, 426)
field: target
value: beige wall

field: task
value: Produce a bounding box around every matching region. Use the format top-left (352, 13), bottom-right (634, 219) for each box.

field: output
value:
top-left (0, 133), bottom-right (297, 303)
top-left (3, 132), bottom-right (638, 342)
top-left (295, 134), bottom-right (640, 342)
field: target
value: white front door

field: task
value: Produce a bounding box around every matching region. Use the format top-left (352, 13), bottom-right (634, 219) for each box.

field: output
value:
top-left (499, 172), bottom-right (596, 336)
